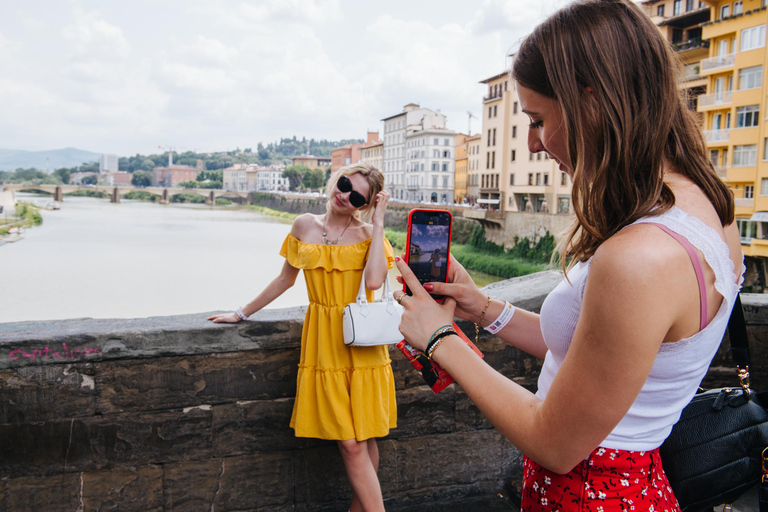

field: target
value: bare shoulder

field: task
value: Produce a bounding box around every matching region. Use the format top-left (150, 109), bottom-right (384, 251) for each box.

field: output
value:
top-left (589, 224), bottom-right (692, 294)
top-left (291, 213), bottom-right (322, 240)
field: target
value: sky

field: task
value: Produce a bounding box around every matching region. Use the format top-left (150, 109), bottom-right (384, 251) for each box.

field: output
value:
top-left (0, 0), bottom-right (570, 157)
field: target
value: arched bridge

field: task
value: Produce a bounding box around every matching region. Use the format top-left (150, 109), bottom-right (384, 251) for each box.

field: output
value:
top-left (3, 184), bottom-right (252, 205)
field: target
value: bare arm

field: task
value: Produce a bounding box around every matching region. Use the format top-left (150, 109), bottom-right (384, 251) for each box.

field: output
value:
top-left (362, 190), bottom-right (390, 290)
top-left (396, 227), bottom-right (691, 473)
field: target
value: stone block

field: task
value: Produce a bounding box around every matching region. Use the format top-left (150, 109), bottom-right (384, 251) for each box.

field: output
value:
top-left (0, 365), bottom-right (96, 423)
top-left (96, 350), bottom-right (299, 415)
top-left (0, 472), bottom-right (82, 511)
top-left (293, 442), bottom-right (352, 509)
top-left (162, 459), bottom-right (220, 511)
top-left (212, 398), bottom-right (311, 456)
top-left (81, 465), bottom-right (163, 511)
top-left (388, 385), bottom-right (456, 440)
top-left (0, 407), bottom-right (212, 476)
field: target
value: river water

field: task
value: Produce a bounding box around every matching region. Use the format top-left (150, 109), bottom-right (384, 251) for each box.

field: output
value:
top-left (1, 194), bottom-right (503, 323)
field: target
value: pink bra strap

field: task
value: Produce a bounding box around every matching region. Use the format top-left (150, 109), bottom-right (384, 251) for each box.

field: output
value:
top-left (647, 223), bottom-right (708, 330)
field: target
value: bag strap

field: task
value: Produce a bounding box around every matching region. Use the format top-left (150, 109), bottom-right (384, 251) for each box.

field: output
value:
top-left (355, 267), bottom-right (394, 305)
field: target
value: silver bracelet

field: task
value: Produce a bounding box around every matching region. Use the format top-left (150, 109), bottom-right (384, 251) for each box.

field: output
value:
top-left (484, 301), bottom-right (516, 334)
top-left (235, 307), bottom-right (248, 321)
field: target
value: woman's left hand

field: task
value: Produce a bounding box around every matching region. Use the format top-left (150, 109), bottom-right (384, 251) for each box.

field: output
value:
top-left (371, 190), bottom-right (390, 226)
top-left (394, 256), bottom-right (457, 352)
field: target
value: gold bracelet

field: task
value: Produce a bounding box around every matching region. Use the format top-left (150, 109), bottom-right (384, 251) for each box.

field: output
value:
top-left (426, 330), bottom-right (457, 360)
top-left (474, 295), bottom-right (492, 345)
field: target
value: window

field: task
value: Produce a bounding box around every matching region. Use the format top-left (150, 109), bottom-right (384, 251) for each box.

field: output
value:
top-left (510, 174), bottom-right (515, 185)
top-left (544, 174), bottom-right (549, 186)
top-left (491, 152), bottom-right (496, 169)
top-left (536, 173), bottom-right (541, 185)
top-left (721, 4), bottom-right (730, 18)
top-left (736, 105), bottom-right (760, 127)
top-left (528, 173), bottom-right (533, 185)
top-left (433, 177), bottom-right (438, 187)
top-left (443, 150), bottom-right (450, 158)
top-left (741, 25), bottom-right (766, 51)
top-left (444, 139), bottom-right (449, 146)
top-left (513, 101), bottom-right (518, 114)
top-left (486, 152), bottom-right (490, 169)
top-left (433, 150), bottom-right (440, 158)
top-left (734, 0), bottom-right (743, 14)
top-left (657, 4), bottom-right (664, 16)
top-left (561, 172), bottom-right (568, 186)
top-left (673, 0), bottom-right (682, 15)
top-left (745, 185), bottom-right (754, 198)
top-left (529, 153), bottom-right (534, 161)
top-left (442, 163), bottom-right (448, 171)
top-left (739, 66), bottom-right (763, 90)
top-left (511, 149), bottom-right (516, 162)
top-left (733, 144), bottom-right (758, 166)
top-left (489, 106), bottom-right (492, 118)
top-left (443, 177), bottom-right (448, 187)
top-left (431, 163), bottom-right (438, 171)
top-left (512, 126), bottom-right (517, 138)
top-left (493, 105), bottom-right (498, 117)
top-left (686, 0), bottom-right (694, 11)
top-left (487, 129), bottom-right (492, 146)
top-left (762, 178), bottom-right (768, 195)
top-left (764, 138), bottom-right (768, 160)
top-left (492, 128), bottom-right (496, 146)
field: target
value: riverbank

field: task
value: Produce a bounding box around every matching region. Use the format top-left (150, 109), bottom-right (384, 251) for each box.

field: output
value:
top-left (0, 202), bottom-right (42, 238)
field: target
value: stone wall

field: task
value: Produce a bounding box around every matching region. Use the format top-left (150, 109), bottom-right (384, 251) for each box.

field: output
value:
top-left (1, 273), bottom-right (767, 511)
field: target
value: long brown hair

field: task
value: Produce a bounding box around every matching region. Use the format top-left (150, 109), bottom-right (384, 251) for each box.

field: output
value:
top-left (512, 0), bottom-right (733, 269)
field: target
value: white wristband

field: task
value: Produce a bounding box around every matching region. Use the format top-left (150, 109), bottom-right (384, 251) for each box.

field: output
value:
top-left (484, 301), bottom-right (515, 335)
top-left (235, 307), bottom-right (248, 321)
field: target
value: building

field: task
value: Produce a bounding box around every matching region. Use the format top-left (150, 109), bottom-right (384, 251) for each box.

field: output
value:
top-left (382, 103), bottom-right (451, 202)
top-left (454, 133), bottom-right (469, 204)
top-left (222, 163), bottom-right (249, 191)
top-left (71, 172), bottom-right (99, 185)
top-left (99, 154), bottom-right (119, 173)
top-left (404, 128), bottom-right (457, 203)
top-left (152, 165), bottom-right (200, 188)
top-left (465, 134), bottom-right (482, 204)
top-left (252, 166), bottom-right (289, 192)
top-left (360, 141), bottom-right (384, 174)
top-left (331, 132), bottom-right (380, 173)
top-left (479, 71), bottom-right (571, 213)
top-left (696, 0), bottom-right (768, 287)
top-left (292, 155), bottom-right (331, 170)
top-left (102, 171), bottom-right (132, 187)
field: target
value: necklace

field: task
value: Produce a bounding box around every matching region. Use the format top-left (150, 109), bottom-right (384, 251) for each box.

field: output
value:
top-left (322, 216), bottom-right (353, 245)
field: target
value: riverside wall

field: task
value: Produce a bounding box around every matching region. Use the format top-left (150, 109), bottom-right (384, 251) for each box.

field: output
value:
top-left (1, 273), bottom-right (767, 511)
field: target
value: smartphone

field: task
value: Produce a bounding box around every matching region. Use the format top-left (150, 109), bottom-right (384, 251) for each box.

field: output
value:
top-left (404, 209), bottom-right (452, 300)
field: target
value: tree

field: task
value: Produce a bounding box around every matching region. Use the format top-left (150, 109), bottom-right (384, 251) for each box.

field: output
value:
top-left (52, 168), bottom-right (71, 184)
top-left (302, 168), bottom-right (326, 190)
top-left (178, 180), bottom-right (199, 189)
top-left (132, 170), bottom-right (153, 187)
top-left (282, 165), bottom-right (310, 191)
top-left (81, 175), bottom-right (98, 185)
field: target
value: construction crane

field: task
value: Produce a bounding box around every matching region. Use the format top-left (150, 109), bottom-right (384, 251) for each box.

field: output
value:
top-left (467, 111), bottom-right (478, 136)
top-left (158, 146), bottom-right (176, 166)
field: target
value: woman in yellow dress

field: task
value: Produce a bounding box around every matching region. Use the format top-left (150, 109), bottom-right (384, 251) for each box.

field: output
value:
top-left (209, 163), bottom-right (396, 512)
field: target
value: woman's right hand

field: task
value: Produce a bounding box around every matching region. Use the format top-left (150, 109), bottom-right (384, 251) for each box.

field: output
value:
top-left (397, 254), bottom-right (487, 323)
top-left (207, 312), bottom-right (242, 323)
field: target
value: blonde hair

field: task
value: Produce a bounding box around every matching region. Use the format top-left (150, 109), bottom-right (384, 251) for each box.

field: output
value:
top-left (512, 0), bottom-right (733, 270)
top-left (325, 163), bottom-right (384, 222)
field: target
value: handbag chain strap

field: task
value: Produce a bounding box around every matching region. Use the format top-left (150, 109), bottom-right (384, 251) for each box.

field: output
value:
top-left (726, 294), bottom-right (751, 393)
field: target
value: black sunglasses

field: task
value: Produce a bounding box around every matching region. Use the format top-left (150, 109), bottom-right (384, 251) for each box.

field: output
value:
top-left (337, 175), bottom-right (368, 208)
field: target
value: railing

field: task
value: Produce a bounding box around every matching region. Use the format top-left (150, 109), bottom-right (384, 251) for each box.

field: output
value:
top-left (701, 53), bottom-right (736, 72)
top-left (735, 197), bottom-right (755, 208)
top-left (698, 90), bottom-right (733, 107)
top-left (672, 38), bottom-right (709, 52)
top-left (712, 165), bottom-right (727, 179)
top-left (703, 129), bottom-right (730, 142)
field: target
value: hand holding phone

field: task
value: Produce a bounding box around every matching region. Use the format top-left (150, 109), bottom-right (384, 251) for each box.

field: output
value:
top-left (404, 209), bottom-right (452, 301)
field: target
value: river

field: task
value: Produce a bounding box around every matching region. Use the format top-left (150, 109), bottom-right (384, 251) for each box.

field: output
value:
top-left (0, 194), bottom-right (504, 323)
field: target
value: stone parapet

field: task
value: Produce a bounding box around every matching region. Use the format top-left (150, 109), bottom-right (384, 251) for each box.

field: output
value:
top-left (0, 272), bottom-right (766, 510)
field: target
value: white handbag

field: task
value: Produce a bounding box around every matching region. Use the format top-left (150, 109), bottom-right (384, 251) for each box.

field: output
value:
top-left (342, 269), bottom-right (404, 346)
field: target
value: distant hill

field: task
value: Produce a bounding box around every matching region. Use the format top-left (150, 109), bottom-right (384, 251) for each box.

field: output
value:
top-left (0, 148), bottom-right (100, 171)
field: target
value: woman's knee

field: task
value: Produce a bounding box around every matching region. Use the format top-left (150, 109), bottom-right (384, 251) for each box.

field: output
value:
top-left (337, 439), bottom-right (367, 460)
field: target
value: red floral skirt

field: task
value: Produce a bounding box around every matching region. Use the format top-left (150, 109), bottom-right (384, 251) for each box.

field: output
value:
top-left (522, 447), bottom-right (681, 511)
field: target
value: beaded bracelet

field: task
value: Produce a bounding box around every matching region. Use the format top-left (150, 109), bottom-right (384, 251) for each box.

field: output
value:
top-left (235, 307), bottom-right (248, 321)
top-left (484, 301), bottom-right (516, 335)
top-left (426, 329), bottom-right (457, 359)
top-left (425, 325), bottom-right (454, 356)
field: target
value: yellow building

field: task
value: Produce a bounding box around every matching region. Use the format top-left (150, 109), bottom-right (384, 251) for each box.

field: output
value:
top-left (465, 134), bottom-right (482, 203)
top-left (454, 133), bottom-right (469, 204)
top-left (292, 155), bottom-right (331, 170)
top-left (699, 0), bottom-right (768, 285)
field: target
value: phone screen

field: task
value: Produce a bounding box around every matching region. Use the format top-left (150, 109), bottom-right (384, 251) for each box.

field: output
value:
top-left (405, 209), bottom-right (452, 300)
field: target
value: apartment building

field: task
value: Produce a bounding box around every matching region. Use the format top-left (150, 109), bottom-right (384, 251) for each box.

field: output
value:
top-left (382, 103), bottom-right (449, 201)
top-left (465, 134), bottom-right (482, 204)
top-left (454, 133), bottom-right (469, 204)
top-left (223, 164), bottom-right (288, 192)
top-left (361, 141), bottom-right (383, 174)
top-left (698, 0), bottom-right (768, 283)
top-left (404, 128), bottom-right (457, 203)
top-left (331, 132), bottom-right (380, 173)
top-left (292, 155), bottom-right (331, 170)
top-left (152, 164), bottom-right (200, 188)
top-left (478, 71), bottom-right (571, 214)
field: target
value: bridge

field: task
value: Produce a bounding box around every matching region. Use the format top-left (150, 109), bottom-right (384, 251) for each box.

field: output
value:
top-left (2, 183), bottom-right (251, 204)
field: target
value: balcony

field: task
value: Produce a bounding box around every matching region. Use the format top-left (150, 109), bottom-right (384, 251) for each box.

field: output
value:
top-left (712, 165), bottom-right (727, 179)
top-left (700, 53), bottom-right (735, 72)
top-left (698, 90), bottom-right (732, 107)
top-left (672, 38), bottom-right (709, 53)
top-left (735, 197), bottom-right (755, 208)
top-left (703, 129), bottom-right (730, 143)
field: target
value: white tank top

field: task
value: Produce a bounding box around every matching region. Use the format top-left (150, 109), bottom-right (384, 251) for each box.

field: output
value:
top-left (536, 206), bottom-right (743, 451)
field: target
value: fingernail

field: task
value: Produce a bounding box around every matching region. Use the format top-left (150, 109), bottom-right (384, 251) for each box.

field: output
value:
top-left (395, 256), bottom-right (400, 262)
top-left (424, 284), bottom-right (433, 291)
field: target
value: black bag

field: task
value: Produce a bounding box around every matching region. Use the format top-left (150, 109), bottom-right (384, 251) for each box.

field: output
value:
top-left (660, 295), bottom-right (768, 511)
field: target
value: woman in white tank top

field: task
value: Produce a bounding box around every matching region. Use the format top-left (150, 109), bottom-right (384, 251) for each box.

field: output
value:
top-left (392, 0), bottom-right (744, 510)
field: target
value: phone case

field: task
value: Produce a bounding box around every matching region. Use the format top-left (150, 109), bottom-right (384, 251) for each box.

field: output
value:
top-left (404, 209), bottom-right (453, 299)
top-left (396, 322), bottom-right (483, 393)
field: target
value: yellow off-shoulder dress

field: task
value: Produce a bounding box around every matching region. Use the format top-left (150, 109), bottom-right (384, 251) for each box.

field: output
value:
top-left (280, 233), bottom-right (398, 441)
